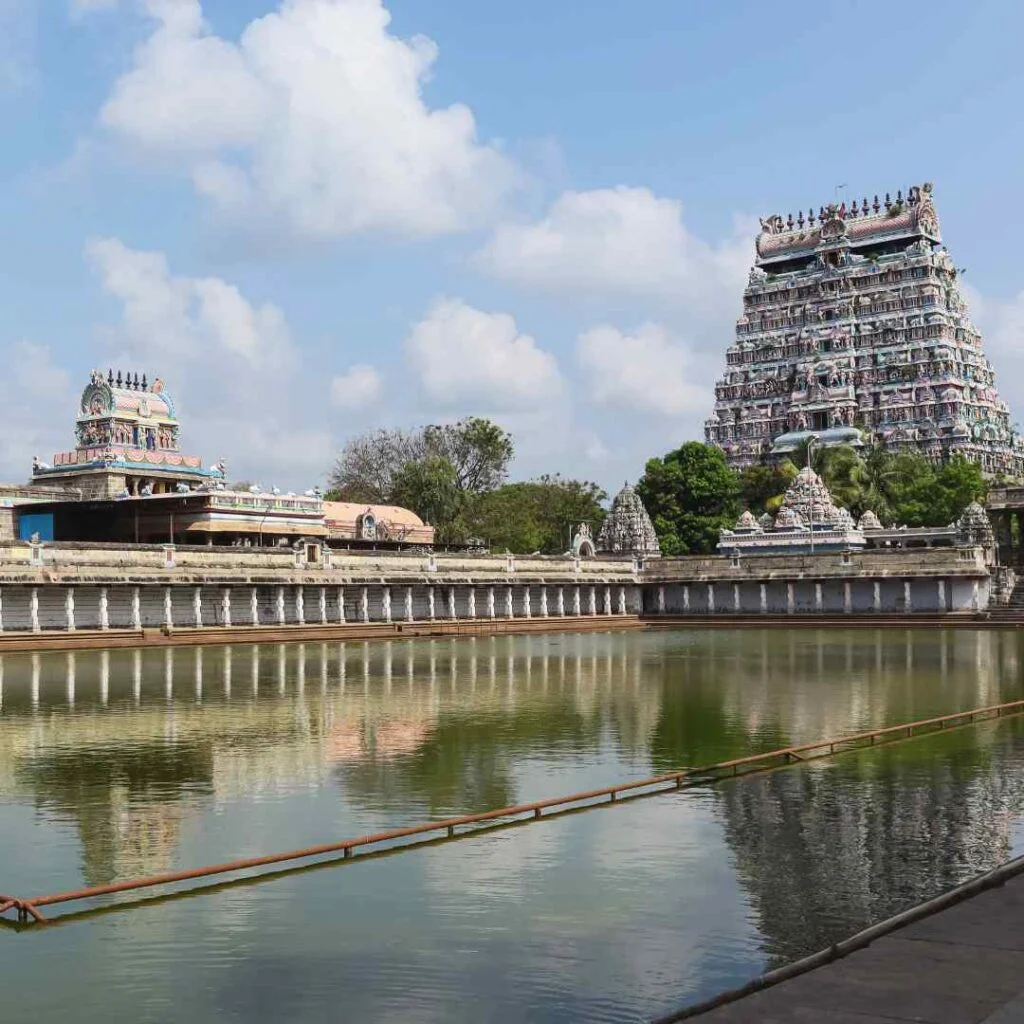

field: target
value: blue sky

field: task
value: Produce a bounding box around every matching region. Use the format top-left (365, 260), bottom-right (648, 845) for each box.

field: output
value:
top-left (2, 0), bottom-right (1024, 491)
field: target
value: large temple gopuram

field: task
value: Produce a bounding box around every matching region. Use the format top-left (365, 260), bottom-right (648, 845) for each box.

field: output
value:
top-left (705, 183), bottom-right (1024, 476)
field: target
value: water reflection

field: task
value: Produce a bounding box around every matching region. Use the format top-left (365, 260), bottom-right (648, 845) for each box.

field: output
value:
top-left (2, 629), bottom-right (1024, 1021)
top-left (721, 719), bottom-right (1024, 967)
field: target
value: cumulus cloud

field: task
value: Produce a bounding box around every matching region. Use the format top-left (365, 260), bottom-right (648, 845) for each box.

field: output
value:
top-left (99, 0), bottom-right (516, 239)
top-left (0, 343), bottom-right (77, 481)
top-left (475, 186), bottom-right (751, 312)
top-left (85, 237), bottom-right (332, 484)
top-left (964, 284), bottom-right (1024, 425)
top-left (405, 298), bottom-right (561, 411)
top-left (330, 364), bottom-right (382, 410)
top-left (576, 323), bottom-right (710, 418)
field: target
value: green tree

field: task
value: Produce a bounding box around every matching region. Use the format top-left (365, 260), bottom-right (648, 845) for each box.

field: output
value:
top-left (815, 445), bottom-right (872, 516)
top-left (738, 462), bottom-right (797, 516)
top-left (390, 456), bottom-right (466, 545)
top-left (326, 427), bottom-right (425, 502)
top-left (423, 418), bottom-right (514, 493)
top-left (468, 475), bottom-right (606, 553)
top-left (637, 442), bottom-right (741, 555)
top-left (854, 447), bottom-right (986, 526)
top-left (326, 418), bottom-right (515, 541)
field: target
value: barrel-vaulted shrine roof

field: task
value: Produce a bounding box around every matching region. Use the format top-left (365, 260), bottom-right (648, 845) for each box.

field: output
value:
top-left (79, 369), bottom-right (177, 424)
top-left (755, 183), bottom-right (941, 266)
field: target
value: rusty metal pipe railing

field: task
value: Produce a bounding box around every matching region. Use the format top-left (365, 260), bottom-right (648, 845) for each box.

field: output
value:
top-left (4, 696), bottom-right (1024, 925)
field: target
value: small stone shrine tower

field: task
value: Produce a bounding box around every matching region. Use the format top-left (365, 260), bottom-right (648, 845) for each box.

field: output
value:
top-left (30, 369), bottom-right (223, 499)
top-left (597, 483), bottom-right (661, 556)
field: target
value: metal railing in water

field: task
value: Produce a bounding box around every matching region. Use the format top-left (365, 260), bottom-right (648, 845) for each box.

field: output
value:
top-left (4, 697), bottom-right (1024, 926)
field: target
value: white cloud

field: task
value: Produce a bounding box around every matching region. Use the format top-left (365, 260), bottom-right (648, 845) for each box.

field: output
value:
top-left (99, 0), bottom-right (516, 239)
top-left (405, 298), bottom-right (562, 410)
top-left (576, 323), bottom-right (710, 418)
top-left (964, 284), bottom-right (1024, 428)
top-left (475, 186), bottom-right (751, 311)
top-left (0, 343), bottom-right (77, 481)
top-left (330, 364), bottom-right (382, 410)
top-left (85, 237), bottom-right (332, 484)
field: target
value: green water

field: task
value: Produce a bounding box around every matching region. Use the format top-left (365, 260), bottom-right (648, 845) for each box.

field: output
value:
top-left (2, 628), bottom-right (1024, 1022)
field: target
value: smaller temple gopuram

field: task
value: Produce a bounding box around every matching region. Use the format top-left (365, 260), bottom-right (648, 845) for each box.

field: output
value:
top-left (30, 369), bottom-right (224, 499)
top-left (597, 483), bottom-right (661, 556)
top-left (706, 183), bottom-right (1024, 477)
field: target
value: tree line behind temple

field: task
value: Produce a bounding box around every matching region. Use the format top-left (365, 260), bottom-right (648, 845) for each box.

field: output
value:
top-left (326, 419), bottom-right (987, 557)
top-left (325, 418), bottom-right (606, 553)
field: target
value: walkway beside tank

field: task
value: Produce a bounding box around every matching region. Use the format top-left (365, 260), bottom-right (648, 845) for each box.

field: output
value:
top-left (677, 869), bottom-right (1024, 1023)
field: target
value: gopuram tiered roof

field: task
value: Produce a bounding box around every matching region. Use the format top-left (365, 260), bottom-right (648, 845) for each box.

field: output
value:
top-left (705, 183), bottom-right (1024, 477)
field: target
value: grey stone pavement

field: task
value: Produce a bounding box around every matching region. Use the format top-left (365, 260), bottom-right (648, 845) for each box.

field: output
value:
top-left (692, 872), bottom-right (1024, 1023)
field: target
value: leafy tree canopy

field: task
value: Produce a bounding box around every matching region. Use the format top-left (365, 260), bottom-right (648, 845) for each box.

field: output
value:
top-left (637, 442), bottom-right (741, 555)
top-left (738, 462), bottom-right (797, 516)
top-left (467, 475), bottom-right (606, 554)
top-left (390, 456), bottom-right (465, 545)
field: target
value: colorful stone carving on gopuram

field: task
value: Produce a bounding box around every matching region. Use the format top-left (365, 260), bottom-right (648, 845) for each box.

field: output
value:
top-left (705, 183), bottom-right (1024, 476)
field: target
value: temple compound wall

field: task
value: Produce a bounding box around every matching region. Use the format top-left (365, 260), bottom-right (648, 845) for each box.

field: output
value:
top-left (0, 542), bottom-right (641, 634)
top-left (0, 539), bottom-right (1002, 638)
top-left (642, 547), bottom-right (993, 616)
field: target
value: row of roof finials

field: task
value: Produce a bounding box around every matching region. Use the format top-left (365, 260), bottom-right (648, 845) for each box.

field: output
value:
top-left (763, 185), bottom-right (929, 233)
top-left (98, 369), bottom-right (161, 393)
